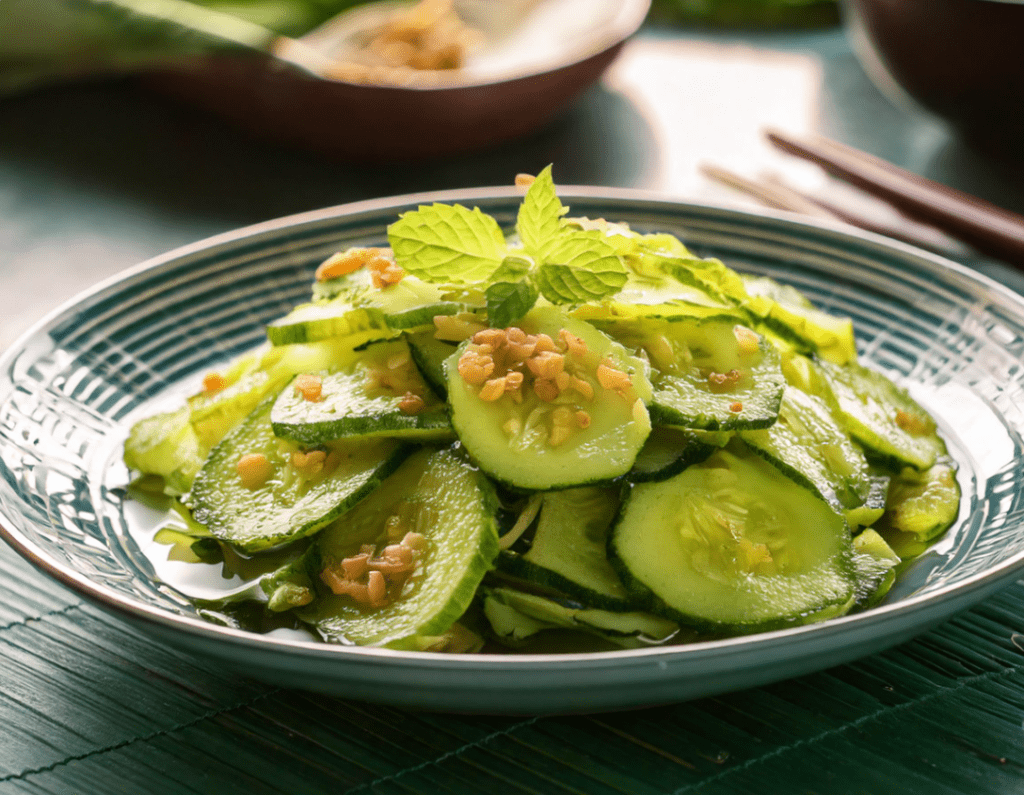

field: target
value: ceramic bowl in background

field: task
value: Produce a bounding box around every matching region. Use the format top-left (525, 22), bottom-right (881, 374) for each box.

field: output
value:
top-left (843, 0), bottom-right (1024, 156)
top-left (144, 0), bottom-right (650, 160)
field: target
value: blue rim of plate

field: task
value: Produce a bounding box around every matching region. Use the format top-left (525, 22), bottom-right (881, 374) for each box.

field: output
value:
top-left (1, 185), bottom-right (1022, 712)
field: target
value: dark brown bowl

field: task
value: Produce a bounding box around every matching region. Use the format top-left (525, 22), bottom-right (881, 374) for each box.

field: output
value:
top-left (843, 0), bottom-right (1024, 156)
top-left (142, 0), bottom-right (650, 161)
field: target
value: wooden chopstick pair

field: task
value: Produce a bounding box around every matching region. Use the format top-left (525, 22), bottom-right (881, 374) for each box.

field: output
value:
top-left (763, 129), bottom-right (1024, 268)
top-left (698, 163), bottom-right (952, 254)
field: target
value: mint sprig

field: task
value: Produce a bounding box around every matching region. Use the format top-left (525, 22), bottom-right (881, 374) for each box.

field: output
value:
top-left (516, 165), bottom-right (565, 258)
top-left (489, 254), bottom-right (534, 282)
top-left (486, 281), bottom-right (540, 329)
top-left (388, 203), bottom-right (508, 283)
top-left (386, 168), bottom-right (627, 316)
top-left (535, 230), bottom-right (627, 304)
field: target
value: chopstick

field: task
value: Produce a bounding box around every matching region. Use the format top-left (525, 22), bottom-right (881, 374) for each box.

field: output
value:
top-left (765, 128), bottom-right (1024, 268)
top-left (700, 163), bottom-right (958, 254)
top-left (700, 163), bottom-right (837, 220)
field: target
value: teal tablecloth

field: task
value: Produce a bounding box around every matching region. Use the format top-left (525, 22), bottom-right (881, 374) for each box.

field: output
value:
top-left (3, 24), bottom-right (1024, 795)
top-left (5, 538), bottom-right (1024, 793)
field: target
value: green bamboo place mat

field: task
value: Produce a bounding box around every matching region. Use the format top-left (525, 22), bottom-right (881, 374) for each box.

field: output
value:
top-left (3, 539), bottom-right (1024, 794)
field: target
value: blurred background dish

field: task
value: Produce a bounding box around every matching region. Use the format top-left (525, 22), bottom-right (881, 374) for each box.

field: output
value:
top-left (842, 0), bottom-right (1024, 158)
top-left (0, 0), bottom-right (650, 160)
top-left (144, 0), bottom-right (652, 159)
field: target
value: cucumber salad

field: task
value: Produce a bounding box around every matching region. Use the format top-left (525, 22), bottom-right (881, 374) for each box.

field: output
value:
top-left (124, 168), bottom-right (961, 652)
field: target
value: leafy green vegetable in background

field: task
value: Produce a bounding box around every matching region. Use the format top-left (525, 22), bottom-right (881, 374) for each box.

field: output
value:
top-left (0, 0), bottom-right (359, 97)
top-left (187, 0), bottom-right (360, 36)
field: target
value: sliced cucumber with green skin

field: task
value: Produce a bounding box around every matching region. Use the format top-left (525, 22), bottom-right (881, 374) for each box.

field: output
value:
top-left (153, 527), bottom-right (221, 564)
top-left (261, 549), bottom-right (318, 613)
top-left (406, 329), bottom-right (458, 398)
top-left (266, 302), bottom-right (397, 347)
top-left (277, 259), bottom-right (393, 345)
top-left (123, 406), bottom-right (203, 496)
top-left (570, 263), bottom-right (744, 326)
top-left (188, 339), bottom-right (364, 450)
top-left (189, 369), bottom-right (278, 450)
top-left (627, 426), bottom-right (717, 482)
top-left (851, 528), bottom-right (900, 609)
top-left (741, 386), bottom-right (876, 511)
top-left (877, 459), bottom-right (960, 541)
top-left (571, 281), bottom-right (741, 325)
top-left (776, 355), bottom-right (893, 529)
top-left (446, 306), bottom-right (653, 490)
top-left (303, 447), bottom-right (500, 649)
top-left (659, 255), bottom-right (749, 305)
top-left (566, 217), bottom-right (747, 305)
top-left (844, 473), bottom-right (890, 530)
top-left (742, 275), bottom-right (857, 365)
top-left (613, 318), bottom-right (784, 431)
top-left (273, 270), bottom-right (475, 345)
top-left (815, 359), bottom-right (947, 472)
top-left (191, 545), bottom-right (319, 613)
top-left (270, 338), bottom-right (452, 446)
top-left (482, 587), bottom-right (678, 648)
top-left (496, 487), bottom-right (643, 612)
top-left (187, 399), bottom-right (409, 552)
top-left (311, 272), bottom-right (358, 303)
top-left (610, 447), bottom-right (856, 631)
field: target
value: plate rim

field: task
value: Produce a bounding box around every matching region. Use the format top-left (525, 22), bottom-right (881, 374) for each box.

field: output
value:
top-left (1, 186), bottom-right (1023, 674)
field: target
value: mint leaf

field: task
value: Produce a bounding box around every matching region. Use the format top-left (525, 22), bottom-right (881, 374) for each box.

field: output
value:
top-left (486, 281), bottom-right (539, 328)
top-left (489, 253), bottom-right (534, 282)
top-left (516, 165), bottom-right (565, 257)
top-left (388, 203), bottom-right (507, 283)
top-left (534, 230), bottom-right (627, 304)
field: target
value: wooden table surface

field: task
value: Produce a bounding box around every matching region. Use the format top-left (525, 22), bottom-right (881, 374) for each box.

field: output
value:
top-left (3, 22), bottom-right (1024, 795)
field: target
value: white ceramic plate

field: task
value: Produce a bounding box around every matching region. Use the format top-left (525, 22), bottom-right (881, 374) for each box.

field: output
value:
top-left (2, 188), bottom-right (1023, 714)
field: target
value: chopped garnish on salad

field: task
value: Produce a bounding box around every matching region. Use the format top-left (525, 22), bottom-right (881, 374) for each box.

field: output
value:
top-left (124, 167), bottom-right (960, 652)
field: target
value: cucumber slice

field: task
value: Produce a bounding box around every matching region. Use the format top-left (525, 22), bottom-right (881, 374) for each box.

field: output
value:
top-left (446, 306), bottom-right (653, 490)
top-left (406, 329), bottom-right (458, 398)
top-left (497, 487), bottom-right (643, 611)
top-left (270, 338), bottom-right (451, 446)
top-left (571, 278), bottom-right (741, 325)
top-left (628, 426), bottom-right (716, 482)
top-left (266, 302), bottom-right (397, 347)
top-left (186, 399), bottom-right (408, 552)
top-left (742, 275), bottom-right (857, 365)
top-left (815, 359), bottom-right (947, 472)
top-left (189, 369), bottom-right (277, 450)
top-left (271, 269), bottom-right (476, 346)
top-left (483, 587), bottom-right (678, 649)
top-left (741, 386), bottom-right (876, 511)
top-left (878, 460), bottom-right (960, 541)
top-left (123, 406), bottom-right (203, 496)
top-left (844, 473), bottom-right (890, 530)
top-left (610, 447), bottom-right (856, 631)
top-left (851, 528), bottom-right (900, 609)
top-left (188, 338), bottom-right (363, 450)
top-left (304, 447), bottom-right (500, 649)
top-left (614, 318), bottom-right (784, 431)
top-left (565, 217), bottom-right (746, 304)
